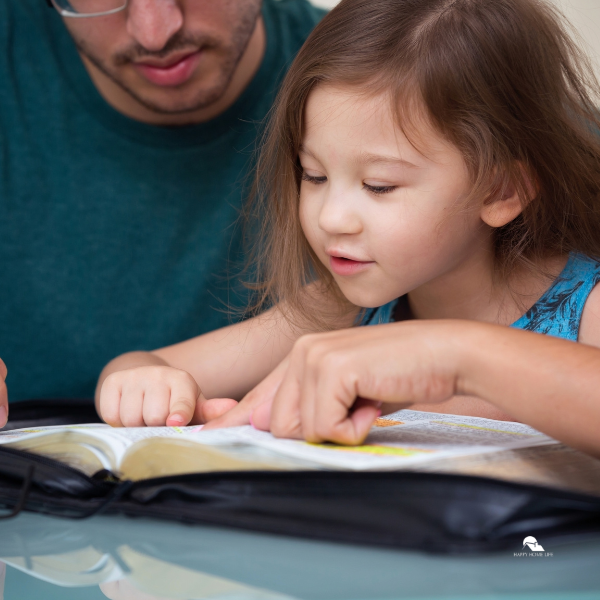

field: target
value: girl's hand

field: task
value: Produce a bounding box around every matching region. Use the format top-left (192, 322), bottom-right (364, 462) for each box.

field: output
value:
top-left (98, 365), bottom-right (237, 427)
top-left (0, 359), bottom-right (7, 428)
top-left (250, 322), bottom-right (463, 444)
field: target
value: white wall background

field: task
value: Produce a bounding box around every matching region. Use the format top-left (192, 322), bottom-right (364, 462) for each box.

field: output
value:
top-left (310, 0), bottom-right (600, 80)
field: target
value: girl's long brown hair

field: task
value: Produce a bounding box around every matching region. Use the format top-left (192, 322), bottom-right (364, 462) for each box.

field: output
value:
top-left (246, 0), bottom-right (600, 331)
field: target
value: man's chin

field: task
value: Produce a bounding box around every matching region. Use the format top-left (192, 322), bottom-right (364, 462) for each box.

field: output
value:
top-left (128, 96), bottom-right (219, 116)
top-left (117, 81), bottom-right (228, 117)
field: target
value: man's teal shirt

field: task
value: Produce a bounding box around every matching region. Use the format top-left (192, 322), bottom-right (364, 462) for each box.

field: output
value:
top-left (0, 0), bottom-right (325, 401)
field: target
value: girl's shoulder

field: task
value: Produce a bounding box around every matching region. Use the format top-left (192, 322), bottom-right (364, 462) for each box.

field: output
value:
top-left (512, 253), bottom-right (600, 342)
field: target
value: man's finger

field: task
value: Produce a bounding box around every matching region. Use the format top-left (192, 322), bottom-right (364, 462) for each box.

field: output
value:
top-left (250, 398), bottom-right (273, 431)
top-left (203, 357), bottom-right (288, 430)
top-left (193, 397), bottom-right (238, 423)
top-left (201, 388), bottom-right (261, 430)
top-left (328, 404), bottom-right (380, 445)
top-left (269, 353), bottom-right (305, 439)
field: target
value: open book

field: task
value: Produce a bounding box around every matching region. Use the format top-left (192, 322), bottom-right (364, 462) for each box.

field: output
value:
top-left (0, 410), bottom-right (559, 481)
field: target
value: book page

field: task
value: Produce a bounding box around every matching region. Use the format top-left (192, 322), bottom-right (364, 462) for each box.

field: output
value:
top-left (0, 423), bottom-right (206, 445)
top-left (0, 412), bottom-right (560, 478)
top-left (416, 443), bottom-right (600, 494)
top-left (0, 425), bottom-right (124, 474)
top-left (0, 424), bottom-right (209, 475)
top-left (0, 423), bottom-right (112, 443)
top-left (175, 413), bottom-right (557, 471)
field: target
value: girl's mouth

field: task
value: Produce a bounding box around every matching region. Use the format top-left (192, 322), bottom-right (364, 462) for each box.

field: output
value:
top-left (329, 255), bottom-right (375, 276)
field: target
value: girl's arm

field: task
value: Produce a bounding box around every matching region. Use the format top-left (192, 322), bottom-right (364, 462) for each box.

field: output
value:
top-left (95, 307), bottom-right (298, 427)
top-left (96, 292), bottom-right (358, 427)
top-left (249, 321), bottom-right (600, 457)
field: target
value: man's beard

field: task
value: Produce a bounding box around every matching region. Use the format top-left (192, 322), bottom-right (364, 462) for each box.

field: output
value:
top-left (72, 3), bottom-right (262, 115)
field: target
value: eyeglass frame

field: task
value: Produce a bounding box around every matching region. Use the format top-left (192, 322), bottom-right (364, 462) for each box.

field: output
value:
top-left (46, 0), bottom-right (128, 18)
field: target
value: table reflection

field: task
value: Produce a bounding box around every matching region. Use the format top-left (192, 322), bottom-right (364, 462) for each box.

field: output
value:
top-left (1, 511), bottom-right (600, 600)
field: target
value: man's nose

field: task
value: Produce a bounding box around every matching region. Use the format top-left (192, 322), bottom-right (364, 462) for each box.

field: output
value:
top-left (126, 0), bottom-right (184, 52)
top-left (318, 188), bottom-right (363, 235)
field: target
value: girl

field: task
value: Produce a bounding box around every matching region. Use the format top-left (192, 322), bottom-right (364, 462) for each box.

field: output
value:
top-left (96, 0), bottom-right (600, 449)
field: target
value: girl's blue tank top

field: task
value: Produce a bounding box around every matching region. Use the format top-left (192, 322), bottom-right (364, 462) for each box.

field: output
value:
top-left (360, 253), bottom-right (600, 341)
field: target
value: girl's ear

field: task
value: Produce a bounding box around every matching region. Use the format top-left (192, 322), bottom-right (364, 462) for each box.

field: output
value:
top-left (480, 166), bottom-right (534, 228)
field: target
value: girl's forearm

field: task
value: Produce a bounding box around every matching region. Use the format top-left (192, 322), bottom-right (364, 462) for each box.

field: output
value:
top-left (95, 303), bottom-right (324, 414)
top-left (457, 323), bottom-right (600, 457)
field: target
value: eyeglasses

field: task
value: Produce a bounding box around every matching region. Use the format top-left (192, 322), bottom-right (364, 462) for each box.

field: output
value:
top-left (47, 0), bottom-right (128, 18)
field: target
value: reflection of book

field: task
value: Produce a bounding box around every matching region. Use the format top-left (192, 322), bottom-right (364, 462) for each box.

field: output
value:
top-left (2, 545), bottom-right (293, 600)
top-left (0, 516), bottom-right (294, 600)
top-left (0, 411), bottom-right (561, 482)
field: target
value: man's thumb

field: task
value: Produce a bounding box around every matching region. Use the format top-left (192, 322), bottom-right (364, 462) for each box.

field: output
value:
top-left (250, 399), bottom-right (273, 431)
top-left (194, 397), bottom-right (238, 423)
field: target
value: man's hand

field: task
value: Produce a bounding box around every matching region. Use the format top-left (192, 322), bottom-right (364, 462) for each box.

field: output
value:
top-left (0, 359), bottom-right (7, 428)
top-left (202, 357), bottom-right (290, 430)
top-left (98, 365), bottom-right (237, 427)
top-left (203, 320), bottom-right (600, 458)
top-left (250, 322), bottom-right (463, 444)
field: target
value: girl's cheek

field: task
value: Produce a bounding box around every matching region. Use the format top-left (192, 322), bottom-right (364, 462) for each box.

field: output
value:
top-left (299, 194), bottom-right (316, 237)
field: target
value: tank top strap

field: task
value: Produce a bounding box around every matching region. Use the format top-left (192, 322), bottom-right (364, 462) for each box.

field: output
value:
top-left (358, 299), bottom-right (399, 326)
top-left (511, 253), bottom-right (600, 340)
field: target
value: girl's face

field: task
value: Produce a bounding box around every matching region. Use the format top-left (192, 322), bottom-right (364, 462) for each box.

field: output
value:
top-left (299, 85), bottom-right (493, 308)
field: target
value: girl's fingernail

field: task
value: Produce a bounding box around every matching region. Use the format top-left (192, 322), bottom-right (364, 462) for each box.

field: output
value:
top-left (376, 409), bottom-right (382, 418)
top-left (249, 411), bottom-right (256, 429)
top-left (168, 414), bottom-right (185, 425)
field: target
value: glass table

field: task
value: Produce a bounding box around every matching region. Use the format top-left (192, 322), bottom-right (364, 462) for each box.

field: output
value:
top-left (1, 511), bottom-right (599, 600)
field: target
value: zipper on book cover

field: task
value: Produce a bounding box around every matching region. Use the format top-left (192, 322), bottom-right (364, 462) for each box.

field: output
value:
top-left (0, 464), bottom-right (34, 520)
top-left (0, 447), bottom-right (133, 520)
top-left (0, 446), bottom-right (119, 494)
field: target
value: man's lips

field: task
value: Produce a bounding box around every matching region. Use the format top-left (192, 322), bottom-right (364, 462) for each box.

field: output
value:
top-left (133, 51), bottom-right (202, 87)
top-left (329, 255), bottom-right (375, 276)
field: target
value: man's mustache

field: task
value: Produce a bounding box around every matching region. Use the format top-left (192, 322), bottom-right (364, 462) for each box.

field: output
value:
top-left (113, 32), bottom-right (221, 65)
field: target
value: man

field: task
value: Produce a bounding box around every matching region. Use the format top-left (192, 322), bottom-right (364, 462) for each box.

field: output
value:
top-left (0, 0), bottom-right (325, 416)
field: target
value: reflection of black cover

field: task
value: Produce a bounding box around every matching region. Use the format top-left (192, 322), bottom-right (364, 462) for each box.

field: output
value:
top-left (2, 443), bottom-right (600, 555)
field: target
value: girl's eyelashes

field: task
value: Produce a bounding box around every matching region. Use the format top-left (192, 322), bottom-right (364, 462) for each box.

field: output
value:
top-left (363, 183), bottom-right (398, 195)
top-left (300, 171), bottom-right (398, 194)
top-left (301, 172), bottom-right (327, 184)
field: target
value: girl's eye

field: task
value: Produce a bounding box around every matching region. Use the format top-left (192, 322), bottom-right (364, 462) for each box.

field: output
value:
top-left (363, 183), bottom-right (398, 195)
top-left (301, 172), bottom-right (327, 185)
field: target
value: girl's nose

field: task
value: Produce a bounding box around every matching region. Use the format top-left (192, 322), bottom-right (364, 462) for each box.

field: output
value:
top-left (126, 0), bottom-right (184, 52)
top-left (317, 190), bottom-right (363, 236)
